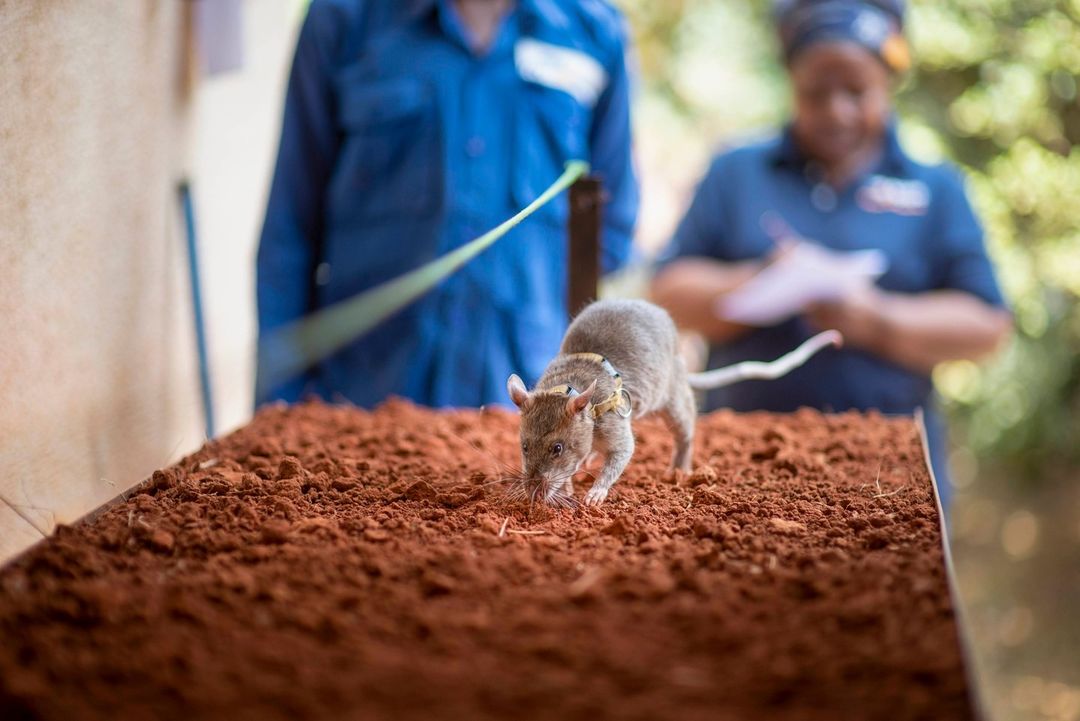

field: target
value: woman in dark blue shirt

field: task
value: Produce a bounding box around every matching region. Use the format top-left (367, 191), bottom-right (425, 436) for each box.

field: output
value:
top-left (651, 0), bottom-right (1012, 508)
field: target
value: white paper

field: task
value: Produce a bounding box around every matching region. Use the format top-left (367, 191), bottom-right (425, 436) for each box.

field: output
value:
top-left (716, 243), bottom-right (889, 327)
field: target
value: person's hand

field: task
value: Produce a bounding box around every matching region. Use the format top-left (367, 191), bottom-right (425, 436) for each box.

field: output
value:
top-left (804, 284), bottom-right (890, 352)
top-left (722, 240), bottom-right (797, 294)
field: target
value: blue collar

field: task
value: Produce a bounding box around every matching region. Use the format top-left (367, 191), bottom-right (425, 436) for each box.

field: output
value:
top-left (408, 0), bottom-right (565, 35)
top-left (771, 119), bottom-right (911, 177)
top-left (405, 0), bottom-right (437, 21)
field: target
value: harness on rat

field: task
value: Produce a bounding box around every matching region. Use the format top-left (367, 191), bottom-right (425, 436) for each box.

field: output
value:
top-left (544, 353), bottom-right (633, 419)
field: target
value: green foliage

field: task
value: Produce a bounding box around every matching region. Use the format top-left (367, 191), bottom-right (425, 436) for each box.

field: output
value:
top-left (901, 0), bottom-right (1080, 475)
top-left (617, 0), bottom-right (1080, 476)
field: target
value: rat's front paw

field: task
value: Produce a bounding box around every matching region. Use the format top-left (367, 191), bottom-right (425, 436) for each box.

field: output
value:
top-left (583, 486), bottom-right (609, 506)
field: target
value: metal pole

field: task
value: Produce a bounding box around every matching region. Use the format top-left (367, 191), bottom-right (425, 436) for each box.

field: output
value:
top-left (179, 181), bottom-right (216, 439)
top-left (567, 175), bottom-right (604, 319)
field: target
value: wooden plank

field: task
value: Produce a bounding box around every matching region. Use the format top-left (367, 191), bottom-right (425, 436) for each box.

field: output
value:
top-left (0, 503), bottom-right (46, 565)
top-left (567, 176), bottom-right (604, 318)
top-left (916, 408), bottom-right (987, 720)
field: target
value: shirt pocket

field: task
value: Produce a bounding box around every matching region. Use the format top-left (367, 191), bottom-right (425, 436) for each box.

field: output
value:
top-left (329, 77), bottom-right (442, 224)
top-left (511, 82), bottom-right (590, 226)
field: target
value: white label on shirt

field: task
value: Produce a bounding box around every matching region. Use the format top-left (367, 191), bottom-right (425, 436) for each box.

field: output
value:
top-left (857, 175), bottom-right (931, 216)
top-left (514, 38), bottom-right (607, 108)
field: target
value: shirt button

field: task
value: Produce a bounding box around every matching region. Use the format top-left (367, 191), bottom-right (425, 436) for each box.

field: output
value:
top-left (465, 136), bottom-right (486, 157)
top-left (315, 262), bottom-right (331, 286)
top-left (811, 183), bottom-right (838, 212)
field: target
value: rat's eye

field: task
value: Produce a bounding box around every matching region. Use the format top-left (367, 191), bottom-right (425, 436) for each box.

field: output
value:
top-left (551, 442), bottom-right (564, 458)
top-left (521, 442), bottom-right (528, 454)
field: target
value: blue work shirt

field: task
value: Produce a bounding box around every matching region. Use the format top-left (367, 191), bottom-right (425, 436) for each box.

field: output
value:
top-left (256, 0), bottom-right (638, 408)
top-left (659, 123), bottom-right (1006, 505)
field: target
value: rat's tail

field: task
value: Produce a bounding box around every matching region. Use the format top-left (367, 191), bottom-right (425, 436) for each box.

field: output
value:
top-left (687, 330), bottom-right (843, 391)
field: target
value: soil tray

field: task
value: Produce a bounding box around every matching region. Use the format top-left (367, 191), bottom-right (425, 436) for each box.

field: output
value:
top-left (0, 400), bottom-right (975, 720)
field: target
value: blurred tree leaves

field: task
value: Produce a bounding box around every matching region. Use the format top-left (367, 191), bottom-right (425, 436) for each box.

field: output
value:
top-left (617, 0), bottom-right (1080, 476)
top-left (904, 0), bottom-right (1080, 476)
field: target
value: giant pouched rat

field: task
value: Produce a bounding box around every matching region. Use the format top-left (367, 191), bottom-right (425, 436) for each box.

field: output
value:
top-left (506, 299), bottom-right (841, 506)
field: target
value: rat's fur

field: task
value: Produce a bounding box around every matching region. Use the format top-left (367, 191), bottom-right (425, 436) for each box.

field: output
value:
top-left (507, 299), bottom-right (842, 506)
top-left (507, 299), bottom-right (695, 506)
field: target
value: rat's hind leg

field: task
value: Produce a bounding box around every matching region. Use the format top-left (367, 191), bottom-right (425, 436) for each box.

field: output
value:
top-left (583, 422), bottom-right (634, 506)
top-left (662, 380), bottom-right (697, 472)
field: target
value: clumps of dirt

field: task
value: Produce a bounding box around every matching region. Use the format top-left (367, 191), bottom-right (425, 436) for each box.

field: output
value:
top-left (0, 400), bottom-right (974, 721)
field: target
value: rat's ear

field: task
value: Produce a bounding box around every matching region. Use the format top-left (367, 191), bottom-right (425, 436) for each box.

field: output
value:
top-left (507, 374), bottom-right (530, 408)
top-left (566, 379), bottom-right (597, 416)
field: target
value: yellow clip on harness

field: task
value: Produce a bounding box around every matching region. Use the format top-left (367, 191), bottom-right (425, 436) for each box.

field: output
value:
top-left (544, 353), bottom-right (633, 419)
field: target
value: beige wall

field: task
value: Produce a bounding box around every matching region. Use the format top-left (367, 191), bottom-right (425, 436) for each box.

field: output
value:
top-left (0, 2), bottom-right (201, 562)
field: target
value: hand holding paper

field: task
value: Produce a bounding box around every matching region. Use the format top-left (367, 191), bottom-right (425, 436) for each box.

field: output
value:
top-left (716, 242), bottom-right (889, 327)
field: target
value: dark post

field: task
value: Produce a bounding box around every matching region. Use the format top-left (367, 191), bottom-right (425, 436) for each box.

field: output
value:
top-left (567, 175), bottom-right (604, 319)
top-left (179, 181), bottom-right (215, 439)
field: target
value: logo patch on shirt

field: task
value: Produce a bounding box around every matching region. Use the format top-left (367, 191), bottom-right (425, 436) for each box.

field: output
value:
top-left (514, 38), bottom-right (607, 108)
top-left (857, 175), bottom-right (930, 216)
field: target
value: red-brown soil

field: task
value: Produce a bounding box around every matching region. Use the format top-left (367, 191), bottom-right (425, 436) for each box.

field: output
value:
top-left (0, 400), bottom-right (974, 721)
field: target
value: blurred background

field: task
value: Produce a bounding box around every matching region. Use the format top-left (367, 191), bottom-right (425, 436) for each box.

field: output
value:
top-left (1, 1), bottom-right (1077, 719)
top-left (619, 2), bottom-right (1080, 718)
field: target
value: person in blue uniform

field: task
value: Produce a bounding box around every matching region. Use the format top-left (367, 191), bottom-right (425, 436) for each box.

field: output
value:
top-left (651, 0), bottom-right (1011, 509)
top-left (256, 0), bottom-right (638, 408)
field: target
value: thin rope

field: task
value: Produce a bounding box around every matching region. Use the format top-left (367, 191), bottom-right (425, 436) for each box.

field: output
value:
top-left (256, 160), bottom-right (590, 398)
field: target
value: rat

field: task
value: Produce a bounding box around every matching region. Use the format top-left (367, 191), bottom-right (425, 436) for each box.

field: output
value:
top-left (506, 298), bottom-right (841, 506)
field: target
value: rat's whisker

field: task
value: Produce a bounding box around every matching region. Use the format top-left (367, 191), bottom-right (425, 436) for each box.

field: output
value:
top-left (502, 479), bottom-right (527, 499)
top-left (441, 428), bottom-right (522, 479)
top-left (478, 473), bottom-right (524, 489)
top-left (554, 488), bottom-right (581, 508)
top-left (540, 471), bottom-right (577, 486)
top-left (550, 491), bottom-right (577, 509)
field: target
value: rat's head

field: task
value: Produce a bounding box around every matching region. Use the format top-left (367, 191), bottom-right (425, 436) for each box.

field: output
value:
top-left (507, 374), bottom-right (596, 502)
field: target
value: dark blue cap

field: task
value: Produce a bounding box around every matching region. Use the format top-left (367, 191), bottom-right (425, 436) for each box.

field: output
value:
top-left (775, 0), bottom-right (910, 72)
